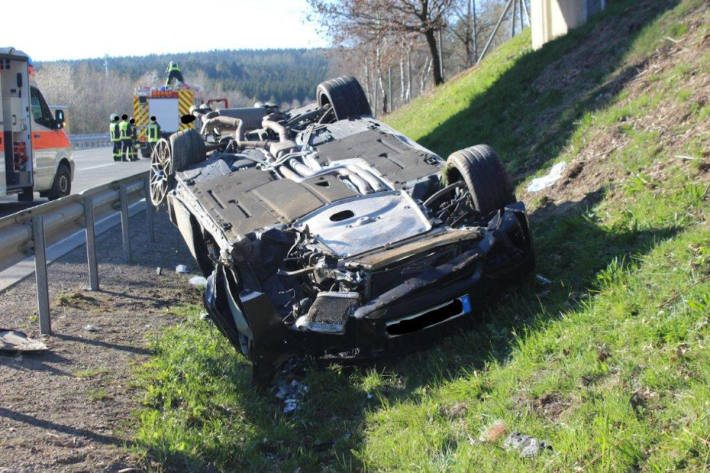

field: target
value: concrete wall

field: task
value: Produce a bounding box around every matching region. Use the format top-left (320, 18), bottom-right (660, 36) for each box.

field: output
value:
top-left (531, 0), bottom-right (606, 50)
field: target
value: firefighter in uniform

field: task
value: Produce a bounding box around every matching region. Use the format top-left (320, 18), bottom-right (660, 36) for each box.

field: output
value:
top-left (109, 114), bottom-right (121, 161)
top-left (119, 114), bottom-right (131, 162)
top-left (165, 61), bottom-right (184, 87)
top-left (146, 116), bottom-right (161, 156)
top-left (128, 117), bottom-right (138, 161)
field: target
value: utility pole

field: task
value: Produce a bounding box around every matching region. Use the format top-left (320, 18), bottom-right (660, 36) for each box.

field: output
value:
top-left (477, 0), bottom-right (515, 63)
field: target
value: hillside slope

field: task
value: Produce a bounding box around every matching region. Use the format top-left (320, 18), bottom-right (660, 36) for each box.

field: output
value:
top-left (131, 1), bottom-right (710, 471)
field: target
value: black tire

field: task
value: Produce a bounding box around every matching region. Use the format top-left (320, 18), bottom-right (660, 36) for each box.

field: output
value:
top-left (169, 129), bottom-right (206, 172)
top-left (317, 76), bottom-right (372, 121)
top-left (47, 163), bottom-right (71, 200)
top-left (140, 144), bottom-right (150, 159)
top-left (18, 187), bottom-right (33, 202)
top-left (442, 145), bottom-right (515, 216)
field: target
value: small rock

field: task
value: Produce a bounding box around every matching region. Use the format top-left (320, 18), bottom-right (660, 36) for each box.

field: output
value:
top-left (199, 312), bottom-right (209, 321)
top-left (84, 324), bottom-right (98, 332)
top-left (441, 402), bottom-right (468, 419)
top-left (175, 264), bottom-right (189, 274)
top-left (503, 432), bottom-right (552, 458)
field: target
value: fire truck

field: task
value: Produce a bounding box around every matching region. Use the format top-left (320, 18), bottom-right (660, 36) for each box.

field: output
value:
top-left (0, 48), bottom-right (74, 201)
top-left (133, 79), bottom-right (200, 158)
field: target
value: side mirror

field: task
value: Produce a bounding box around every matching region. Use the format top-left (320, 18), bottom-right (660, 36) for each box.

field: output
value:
top-left (55, 110), bottom-right (65, 129)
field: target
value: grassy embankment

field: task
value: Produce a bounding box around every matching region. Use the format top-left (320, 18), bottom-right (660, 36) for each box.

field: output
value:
top-left (130, 1), bottom-right (710, 471)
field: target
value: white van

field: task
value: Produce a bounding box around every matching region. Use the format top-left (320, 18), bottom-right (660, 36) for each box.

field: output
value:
top-left (0, 47), bottom-right (74, 201)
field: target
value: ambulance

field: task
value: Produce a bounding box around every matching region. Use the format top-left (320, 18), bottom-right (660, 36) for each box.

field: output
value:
top-left (0, 47), bottom-right (74, 201)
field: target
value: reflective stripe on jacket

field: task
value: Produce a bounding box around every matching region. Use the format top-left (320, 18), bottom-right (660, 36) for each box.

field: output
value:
top-left (147, 123), bottom-right (160, 142)
top-left (109, 123), bottom-right (120, 142)
top-left (119, 121), bottom-right (130, 139)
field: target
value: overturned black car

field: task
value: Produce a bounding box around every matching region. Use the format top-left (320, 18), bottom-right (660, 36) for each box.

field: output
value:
top-left (149, 76), bottom-right (534, 383)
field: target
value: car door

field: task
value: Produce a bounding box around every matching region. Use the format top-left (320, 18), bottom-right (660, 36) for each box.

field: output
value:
top-left (29, 86), bottom-right (62, 191)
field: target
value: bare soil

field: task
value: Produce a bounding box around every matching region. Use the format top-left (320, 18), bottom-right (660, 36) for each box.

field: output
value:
top-left (0, 208), bottom-right (201, 473)
top-left (523, 2), bottom-right (710, 215)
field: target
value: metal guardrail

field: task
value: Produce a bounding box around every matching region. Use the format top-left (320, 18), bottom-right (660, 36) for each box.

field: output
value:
top-left (70, 133), bottom-right (111, 149)
top-left (0, 172), bottom-right (155, 334)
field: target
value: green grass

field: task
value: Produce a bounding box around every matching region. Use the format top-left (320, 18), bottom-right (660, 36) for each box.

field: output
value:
top-left (89, 388), bottom-right (112, 402)
top-left (73, 367), bottom-right (110, 379)
top-left (131, 0), bottom-right (710, 471)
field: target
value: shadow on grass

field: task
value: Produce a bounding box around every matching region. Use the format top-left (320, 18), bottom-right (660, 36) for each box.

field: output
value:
top-left (416, 0), bottom-right (680, 179)
top-left (135, 183), bottom-right (682, 473)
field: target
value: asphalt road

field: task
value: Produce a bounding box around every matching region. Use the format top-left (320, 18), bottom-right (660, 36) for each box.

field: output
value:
top-left (0, 147), bottom-right (150, 217)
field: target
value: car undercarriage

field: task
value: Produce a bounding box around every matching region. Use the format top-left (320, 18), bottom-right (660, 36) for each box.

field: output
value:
top-left (149, 76), bottom-right (534, 383)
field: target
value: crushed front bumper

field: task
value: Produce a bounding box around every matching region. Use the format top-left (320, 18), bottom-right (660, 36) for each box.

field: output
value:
top-left (204, 203), bottom-right (533, 383)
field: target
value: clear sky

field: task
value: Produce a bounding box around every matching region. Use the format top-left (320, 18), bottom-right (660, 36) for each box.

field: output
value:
top-left (8, 0), bottom-right (328, 61)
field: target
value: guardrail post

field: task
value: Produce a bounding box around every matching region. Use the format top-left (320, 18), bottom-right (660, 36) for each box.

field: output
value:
top-left (83, 196), bottom-right (100, 291)
top-left (119, 184), bottom-right (131, 262)
top-left (32, 215), bottom-right (51, 335)
top-left (144, 175), bottom-right (155, 243)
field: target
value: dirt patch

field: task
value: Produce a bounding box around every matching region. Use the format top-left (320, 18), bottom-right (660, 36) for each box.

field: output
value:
top-left (523, 2), bottom-right (710, 216)
top-left (533, 392), bottom-right (571, 420)
top-left (439, 402), bottom-right (468, 419)
top-left (0, 208), bottom-right (201, 472)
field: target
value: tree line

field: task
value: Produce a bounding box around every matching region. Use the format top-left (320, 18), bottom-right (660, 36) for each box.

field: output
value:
top-left (35, 1), bottom-right (527, 133)
top-left (36, 49), bottom-right (332, 134)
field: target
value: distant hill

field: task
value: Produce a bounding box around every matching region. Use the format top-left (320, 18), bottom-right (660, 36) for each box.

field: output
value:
top-left (38, 48), bottom-right (333, 105)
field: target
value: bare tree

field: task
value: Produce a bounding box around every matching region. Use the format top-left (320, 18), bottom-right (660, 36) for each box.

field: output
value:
top-left (308, 0), bottom-right (456, 86)
top-left (451, 0), bottom-right (479, 67)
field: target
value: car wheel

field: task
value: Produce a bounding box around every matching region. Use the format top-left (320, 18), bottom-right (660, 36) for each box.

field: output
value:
top-left (442, 145), bottom-right (515, 216)
top-left (317, 76), bottom-right (372, 121)
top-left (170, 128), bottom-right (206, 172)
top-left (149, 138), bottom-right (173, 207)
top-left (18, 187), bottom-right (34, 202)
top-left (47, 163), bottom-right (71, 200)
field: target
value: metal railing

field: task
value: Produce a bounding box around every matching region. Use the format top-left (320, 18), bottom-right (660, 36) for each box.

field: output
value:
top-left (0, 172), bottom-right (155, 335)
top-left (70, 133), bottom-right (111, 149)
